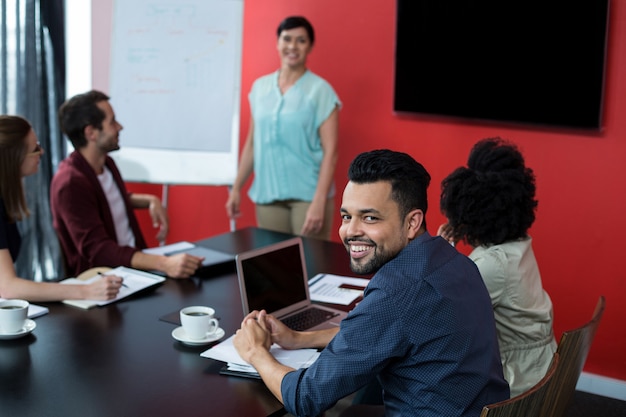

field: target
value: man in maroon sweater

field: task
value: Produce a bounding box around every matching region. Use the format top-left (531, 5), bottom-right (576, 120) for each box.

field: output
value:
top-left (51, 90), bottom-right (203, 278)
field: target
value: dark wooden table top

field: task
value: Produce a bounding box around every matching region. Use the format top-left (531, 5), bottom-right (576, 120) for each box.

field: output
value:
top-left (0, 227), bottom-right (354, 417)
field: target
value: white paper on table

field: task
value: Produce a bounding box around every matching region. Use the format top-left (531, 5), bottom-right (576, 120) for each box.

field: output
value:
top-left (201, 335), bottom-right (320, 371)
top-left (60, 266), bottom-right (165, 309)
top-left (226, 362), bottom-right (256, 373)
top-left (308, 273), bottom-right (370, 305)
top-left (142, 241), bottom-right (195, 256)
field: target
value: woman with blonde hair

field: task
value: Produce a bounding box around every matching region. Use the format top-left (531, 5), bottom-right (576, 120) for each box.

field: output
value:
top-left (0, 115), bottom-right (121, 302)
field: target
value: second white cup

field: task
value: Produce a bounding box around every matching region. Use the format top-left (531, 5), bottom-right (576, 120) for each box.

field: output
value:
top-left (180, 306), bottom-right (219, 340)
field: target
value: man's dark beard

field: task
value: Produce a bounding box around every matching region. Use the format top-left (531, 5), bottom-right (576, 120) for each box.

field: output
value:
top-left (345, 238), bottom-right (395, 275)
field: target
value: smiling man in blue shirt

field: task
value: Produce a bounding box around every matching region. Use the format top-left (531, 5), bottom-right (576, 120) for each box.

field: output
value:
top-left (233, 149), bottom-right (509, 416)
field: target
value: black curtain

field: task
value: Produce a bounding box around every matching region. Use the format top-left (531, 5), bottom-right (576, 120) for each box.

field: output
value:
top-left (1, 0), bottom-right (66, 281)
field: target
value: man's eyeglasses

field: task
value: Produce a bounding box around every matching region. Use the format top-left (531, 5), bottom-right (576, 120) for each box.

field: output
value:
top-left (27, 142), bottom-right (43, 156)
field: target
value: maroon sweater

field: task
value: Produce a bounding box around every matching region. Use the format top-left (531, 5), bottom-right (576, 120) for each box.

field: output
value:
top-left (50, 151), bottom-right (147, 276)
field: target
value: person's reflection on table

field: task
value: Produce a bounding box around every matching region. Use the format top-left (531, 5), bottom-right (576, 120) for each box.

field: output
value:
top-left (0, 337), bottom-right (34, 402)
top-left (169, 276), bottom-right (204, 298)
top-left (61, 306), bottom-right (124, 411)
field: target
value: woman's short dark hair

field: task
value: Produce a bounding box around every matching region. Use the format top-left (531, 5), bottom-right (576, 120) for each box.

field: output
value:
top-left (440, 137), bottom-right (537, 246)
top-left (349, 149), bottom-right (431, 226)
top-left (277, 16), bottom-right (315, 45)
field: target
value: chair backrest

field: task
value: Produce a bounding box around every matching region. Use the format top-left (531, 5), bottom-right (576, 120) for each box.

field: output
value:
top-left (539, 295), bottom-right (606, 417)
top-left (480, 353), bottom-right (560, 417)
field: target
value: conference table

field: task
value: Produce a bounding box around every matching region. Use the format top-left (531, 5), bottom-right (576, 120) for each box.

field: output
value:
top-left (0, 227), bottom-right (357, 417)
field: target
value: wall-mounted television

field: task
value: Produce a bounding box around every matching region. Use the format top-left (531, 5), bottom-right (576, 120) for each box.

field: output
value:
top-left (394, 1), bottom-right (610, 130)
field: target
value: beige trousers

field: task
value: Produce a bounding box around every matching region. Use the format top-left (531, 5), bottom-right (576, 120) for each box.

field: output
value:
top-left (255, 198), bottom-right (335, 240)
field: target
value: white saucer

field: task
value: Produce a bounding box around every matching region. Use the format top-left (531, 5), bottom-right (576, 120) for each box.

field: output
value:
top-left (0, 319), bottom-right (36, 340)
top-left (172, 326), bottom-right (225, 346)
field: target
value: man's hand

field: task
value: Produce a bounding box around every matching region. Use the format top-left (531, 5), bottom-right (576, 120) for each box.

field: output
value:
top-left (147, 197), bottom-right (169, 241)
top-left (162, 253), bottom-right (203, 278)
top-left (233, 310), bottom-right (294, 404)
top-left (130, 193), bottom-right (169, 241)
top-left (257, 310), bottom-right (302, 350)
top-left (234, 310), bottom-right (273, 362)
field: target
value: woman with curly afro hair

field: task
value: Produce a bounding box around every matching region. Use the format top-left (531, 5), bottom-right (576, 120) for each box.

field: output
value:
top-left (438, 137), bottom-right (556, 398)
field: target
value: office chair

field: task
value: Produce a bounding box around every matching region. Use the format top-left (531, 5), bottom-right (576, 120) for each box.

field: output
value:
top-left (539, 295), bottom-right (605, 417)
top-left (480, 353), bottom-right (560, 417)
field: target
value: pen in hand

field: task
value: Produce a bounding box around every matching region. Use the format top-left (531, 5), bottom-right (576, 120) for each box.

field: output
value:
top-left (98, 272), bottom-right (129, 288)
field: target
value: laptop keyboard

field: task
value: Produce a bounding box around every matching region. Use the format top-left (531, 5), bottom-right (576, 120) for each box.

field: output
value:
top-left (281, 307), bottom-right (338, 331)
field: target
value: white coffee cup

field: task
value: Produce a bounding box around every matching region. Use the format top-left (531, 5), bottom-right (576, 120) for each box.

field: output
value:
top-left (180, 306), bottom-right (219, 340)
top-left (0, 299), bottom-right (29, 334)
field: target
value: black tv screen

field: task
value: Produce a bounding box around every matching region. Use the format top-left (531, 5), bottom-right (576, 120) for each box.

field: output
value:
top-left (394, 1), bottom-right (610, 130)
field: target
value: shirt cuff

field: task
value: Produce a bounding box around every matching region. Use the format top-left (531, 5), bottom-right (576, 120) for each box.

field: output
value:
top-left (281, 368), bottom-right (305, 415)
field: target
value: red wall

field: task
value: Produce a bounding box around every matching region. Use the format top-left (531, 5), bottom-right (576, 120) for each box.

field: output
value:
top-left (94, 1), bottom-right (626, 381)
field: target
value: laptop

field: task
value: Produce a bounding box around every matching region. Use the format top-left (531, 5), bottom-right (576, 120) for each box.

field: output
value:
top-left (235, 237), bottom-right (347, 331)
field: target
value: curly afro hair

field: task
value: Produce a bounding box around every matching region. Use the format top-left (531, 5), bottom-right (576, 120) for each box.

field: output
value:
top-left (440, 138), bottom-right (537, 247)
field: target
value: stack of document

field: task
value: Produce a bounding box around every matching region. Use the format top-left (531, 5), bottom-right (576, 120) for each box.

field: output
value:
top-left (308, 273), bottom-right (369, 305)
top-left (201, 335), bottom-right (320, 377)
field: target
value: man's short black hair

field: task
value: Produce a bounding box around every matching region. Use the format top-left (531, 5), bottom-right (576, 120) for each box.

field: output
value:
top-left (58, 90), bottom-right (110, 149)
top-left (348, 149), bottom-right (431, 226)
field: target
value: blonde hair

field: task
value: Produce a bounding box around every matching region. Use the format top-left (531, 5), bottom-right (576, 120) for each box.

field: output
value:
top-left (0, 115), bottom-right (32, 222)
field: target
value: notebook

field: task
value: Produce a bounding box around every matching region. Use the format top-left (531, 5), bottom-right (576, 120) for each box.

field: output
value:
top-left (235, 237), bottom-right (347, 331)
top-left (60, 266), bottom-right (166, 309)
top-left (143, 241), bottom-right (235, 268)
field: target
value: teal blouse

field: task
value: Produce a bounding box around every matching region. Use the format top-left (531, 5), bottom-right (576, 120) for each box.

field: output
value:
top-left (248, 70), bottom-right (341, 204)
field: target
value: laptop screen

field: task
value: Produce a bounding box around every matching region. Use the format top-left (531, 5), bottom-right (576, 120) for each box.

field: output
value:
top-left (238, 239), bottom-right (308, 314)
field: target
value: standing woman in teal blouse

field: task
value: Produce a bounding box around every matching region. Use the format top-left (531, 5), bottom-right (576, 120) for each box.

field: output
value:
top-left (226, 16), bottom-right (341, 239)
